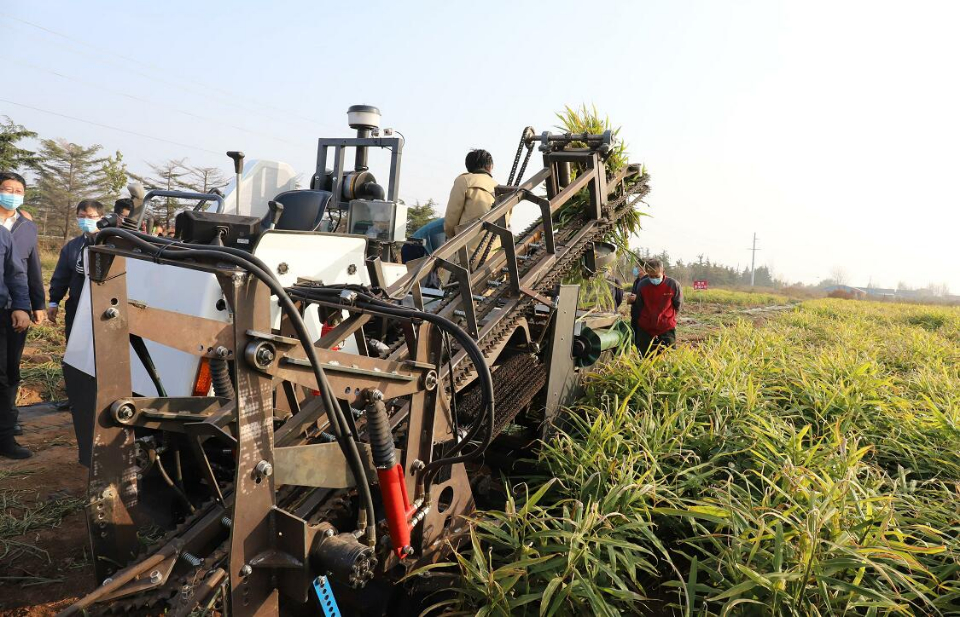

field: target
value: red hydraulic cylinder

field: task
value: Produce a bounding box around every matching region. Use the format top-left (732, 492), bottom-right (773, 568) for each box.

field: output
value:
top-left (376, 464), bottom-right (416, 559)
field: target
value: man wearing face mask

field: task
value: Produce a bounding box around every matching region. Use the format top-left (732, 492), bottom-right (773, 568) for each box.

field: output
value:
top-left (48, 200), bottom-right (104, 340)
top-left (0, 172), bottom-right (36, 459)
top-left (0, 172), bottom-right (47, 440)
top-left (628, 258), bottom-right (683, 356)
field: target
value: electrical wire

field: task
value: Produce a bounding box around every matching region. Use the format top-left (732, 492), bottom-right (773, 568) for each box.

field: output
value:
top-left (0, 97), bottom-right (222, 156)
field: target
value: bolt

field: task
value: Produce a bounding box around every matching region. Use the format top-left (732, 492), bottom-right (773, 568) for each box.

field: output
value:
top-left (255, 345), bottom-right (275, 367)
top-left (324, 528), bottom-right (335, 538)
top-left (220, 516), bottom-right (233, 528)
top-left (402, 546), bottom-right (415, 557)
top-left (214, 346), bottom-right (229, 358)
top-left (454, 310), bottom-right (465, 318)
top-left (103, 307), bottom-right (120, 319)
top-left (101, 577), bottom-right (113, 587)
top-left (410, 459), bottom-right (426, 472)
top-left (423, 371), bottom-right (438, 391)
top-left (368, 389), bottom-right (383, 402)
top-left (181, 552), bottom-right (203, 567)
top-left (255, 460), bottom-right (273, 478)
top-left (277, 262), bottom-right (289, 275)
top-left (115, 403), bottom-right (135, 422)
top-left (149, 570), bottom-right (162, 584)
top-left (239, 564), bottom-right (252, 577)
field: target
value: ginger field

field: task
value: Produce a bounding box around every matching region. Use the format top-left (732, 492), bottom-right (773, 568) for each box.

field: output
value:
top-left (437, 299), bottom-right (960, 615)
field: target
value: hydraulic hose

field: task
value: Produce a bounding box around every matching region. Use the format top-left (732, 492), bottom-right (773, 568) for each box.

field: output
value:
top-left (288, 284), bottom-right (496, 481)
top-left (94, 228), bottom-right (378, 545)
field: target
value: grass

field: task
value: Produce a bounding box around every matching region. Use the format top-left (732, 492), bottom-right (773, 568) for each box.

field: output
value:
top-left (434, 300), bottom-right (960, 615)
top-left (0, 489), bottom-right (84, 567)
top-left (683, 287), bottom-right (791, 307)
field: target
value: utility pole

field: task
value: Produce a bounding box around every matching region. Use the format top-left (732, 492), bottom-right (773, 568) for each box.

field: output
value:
top-left (748, 233), bottom-right (760, 287)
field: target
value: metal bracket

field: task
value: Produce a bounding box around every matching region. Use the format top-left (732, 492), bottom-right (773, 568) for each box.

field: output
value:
top-left (434, 257), bottom-right (479, 337)
top-left (313, 575), bottom-right (342, 617)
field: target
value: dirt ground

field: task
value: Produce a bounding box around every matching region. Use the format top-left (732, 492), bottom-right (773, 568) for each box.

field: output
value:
top-left (0, 403), bottom-right (88, 616)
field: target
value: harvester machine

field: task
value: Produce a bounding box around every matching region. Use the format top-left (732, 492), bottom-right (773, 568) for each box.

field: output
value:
top-left (59, 106), bottom-right (649, 616)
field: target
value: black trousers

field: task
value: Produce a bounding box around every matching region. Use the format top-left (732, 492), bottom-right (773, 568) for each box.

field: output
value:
top-left (0, 310), bottom-right (28, 441)
top-left (65, 298), bottom-right (78, 342)
top-left (634, 328), bottom-right (677, 357)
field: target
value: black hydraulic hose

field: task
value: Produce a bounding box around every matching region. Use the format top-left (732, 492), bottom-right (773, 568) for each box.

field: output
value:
top-left (95, 228), bottom-right (378, 545)
top-left (288, 285), bottom-right (496, 478)
top-left (129, 334), bottom-right (167, 397)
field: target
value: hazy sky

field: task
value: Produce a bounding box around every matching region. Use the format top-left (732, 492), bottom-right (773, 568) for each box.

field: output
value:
top-left (3, 0), bottom-right (958, 291)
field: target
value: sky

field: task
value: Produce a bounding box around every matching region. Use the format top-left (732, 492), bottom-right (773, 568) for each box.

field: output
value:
top-left (2, 0), bottom-right (958, 291)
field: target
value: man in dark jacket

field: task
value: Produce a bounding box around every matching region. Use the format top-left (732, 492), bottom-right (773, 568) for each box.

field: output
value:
top-left (48, 200), bottom-right (104, 340)
top-left (0, 172), bottom-right (47, 439)
top-left (628, 258), bottom-right (683, 356)
top-left (0, 172), bottom-right (36, 459)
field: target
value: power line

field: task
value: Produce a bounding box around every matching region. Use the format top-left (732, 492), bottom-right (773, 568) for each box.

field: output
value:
top-left (0, 97), bottom-right (222, 155)
top-left (1, 54), bottom-right (304, 148)
top-left (0, 22), bottom-right (340, 138)
top-left (0, 14), bottom-right (340, 132)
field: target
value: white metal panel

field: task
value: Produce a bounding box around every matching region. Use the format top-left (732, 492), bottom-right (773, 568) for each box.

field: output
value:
top-left (254, 230), bottom-right (368, 352)
top-left (64, 252), bottom-right (228, 397)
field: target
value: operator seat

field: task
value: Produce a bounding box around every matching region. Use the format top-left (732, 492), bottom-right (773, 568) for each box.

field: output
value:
top-left (270, 189), bottom-right (333, 231)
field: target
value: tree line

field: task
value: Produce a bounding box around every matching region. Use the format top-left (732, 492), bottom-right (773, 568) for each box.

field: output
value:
top-left (0, 116), bottom-right (229, 240)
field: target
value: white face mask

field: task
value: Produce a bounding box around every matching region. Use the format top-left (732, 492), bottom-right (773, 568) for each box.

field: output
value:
top-left (649, 276), bottom-right (664, 285)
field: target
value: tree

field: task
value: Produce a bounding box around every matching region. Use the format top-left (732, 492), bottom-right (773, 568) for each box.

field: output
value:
top-left (35, 139), bottom-right (107, 240)
top-left (131, 159), bottom-right (189, 226)
top-left (830, 266), bottom-right (848, 286)
top-left (100, 150), bottom-right (128, 204)
top-left (0, 116), bottom-right (39, 172)
top-left (406, 198), bottom-right (437, 235)
top-left (180, 165), bottom-right (229, 194)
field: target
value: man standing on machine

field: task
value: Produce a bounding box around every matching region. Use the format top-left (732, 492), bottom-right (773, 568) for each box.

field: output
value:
top-left (443, 149), bottom-right (501, 263)
top-left (48, 200), bottom-right (104, 340)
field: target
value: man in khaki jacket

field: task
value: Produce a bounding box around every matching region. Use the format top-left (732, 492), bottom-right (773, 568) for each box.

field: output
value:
top-left (443, 150), bottom-right (505, 260)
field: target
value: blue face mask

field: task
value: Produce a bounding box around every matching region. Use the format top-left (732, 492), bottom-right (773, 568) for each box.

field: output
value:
top-left (632, 267), bottom-right (640, 276)
top-left (649, 276), bottom-right (664, 285)
top-left (0, 193), bottom-right (23, 211)
top-left (77, 217), bottom-right (99, 234)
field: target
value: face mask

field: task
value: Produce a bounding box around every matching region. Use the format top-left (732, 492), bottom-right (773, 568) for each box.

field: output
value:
top-left (632, 267), bottom-right (640, 276)
top-left (649, 276), bottom-right (664, 285)
top-left (0, 193), bottom-right (23, 210)
top-left (77, 218), bottom-right (99, 234)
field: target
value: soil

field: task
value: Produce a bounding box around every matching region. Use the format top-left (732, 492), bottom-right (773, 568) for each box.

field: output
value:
top-left (0, 403), bottom-right (89, 616)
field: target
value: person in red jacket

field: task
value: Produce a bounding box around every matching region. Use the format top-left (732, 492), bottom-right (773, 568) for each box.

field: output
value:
top-left (628, 258), bottom-right (683, 356)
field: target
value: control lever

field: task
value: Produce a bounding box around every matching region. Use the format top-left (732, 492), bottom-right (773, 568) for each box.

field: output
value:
top-left (226, 151), bottom-right (245, 213)
top-left (264, 200), bottom-right (284, 230)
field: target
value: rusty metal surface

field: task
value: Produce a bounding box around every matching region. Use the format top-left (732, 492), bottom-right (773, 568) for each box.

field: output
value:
top-left (127, 301), bottom-right (234, 358)
top-left (86, 255), bottom-right (140, 582)
top-left (222, 273), bottom-right (280, 617)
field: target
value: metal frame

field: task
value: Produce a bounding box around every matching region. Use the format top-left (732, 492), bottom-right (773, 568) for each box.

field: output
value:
top-left (316, 136), bottom-right (403, 212)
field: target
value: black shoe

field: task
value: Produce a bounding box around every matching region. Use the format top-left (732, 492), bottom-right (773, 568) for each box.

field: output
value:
top-left (13, 424), bottom-right (22, 436)
top-left (0, 438), bottom-right (31, 459)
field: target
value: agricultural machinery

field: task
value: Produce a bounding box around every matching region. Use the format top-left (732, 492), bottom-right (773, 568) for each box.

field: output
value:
top-left (58, 105), bottom-right (649, 615)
